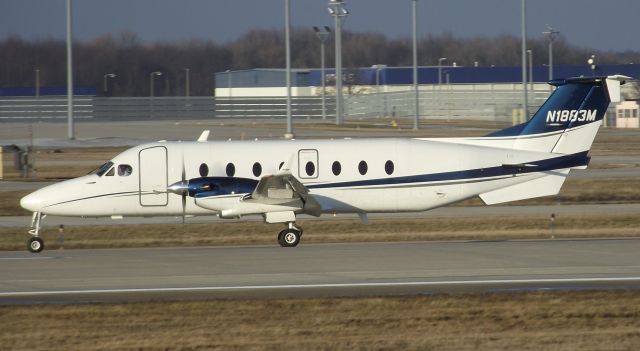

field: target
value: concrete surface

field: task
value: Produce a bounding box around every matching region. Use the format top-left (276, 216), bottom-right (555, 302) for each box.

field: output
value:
top-left (1, 238), bottom-right (639, 303)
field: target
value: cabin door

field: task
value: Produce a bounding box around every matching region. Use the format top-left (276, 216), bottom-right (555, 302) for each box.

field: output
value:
top-left (298, 149), bottom-right (319, 179)
top-left (139, 146), bottom-right (168, 206)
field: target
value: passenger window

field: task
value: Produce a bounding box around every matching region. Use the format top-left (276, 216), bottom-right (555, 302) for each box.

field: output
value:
top-left (226, 163), bottom-right (235, 177)
top-left (118, 164), bottom-right (132, 176)
top-left (305, 161), bottom-right (316, 177)
top-left (253, 162), bottom-right (262, 177)
top-left (385, 160), bottom-right (394, 175)
top-left (105, 167), bottom-right (115, 176)
top-left (358, 161), bottom-right (368, 175)
top-left (332, 161), bottom-right (341, 176)
top-left (199, 163), bottom-right (209, 177)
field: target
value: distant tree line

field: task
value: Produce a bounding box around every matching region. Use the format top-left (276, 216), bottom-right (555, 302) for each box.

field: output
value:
top-left (1, 29), bottom-right (639, 96)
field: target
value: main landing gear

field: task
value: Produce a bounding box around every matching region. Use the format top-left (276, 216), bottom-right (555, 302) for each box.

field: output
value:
top-left (27, 212), bottom-right (45, 253)
top-left (277, 222), bottom-right (303, 247)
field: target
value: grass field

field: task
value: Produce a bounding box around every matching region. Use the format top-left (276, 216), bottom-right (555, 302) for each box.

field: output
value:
top-left (2, 214), bottom-right (639, 251)
top-left (1, 290), bottom-right (640, 350)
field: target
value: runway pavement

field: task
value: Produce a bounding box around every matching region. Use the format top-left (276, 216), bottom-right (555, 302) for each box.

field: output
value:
top-left (1, 238), bottom-right (639, 303)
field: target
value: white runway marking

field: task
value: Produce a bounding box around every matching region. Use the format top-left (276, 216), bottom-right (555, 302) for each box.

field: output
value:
top-left (1, 276), bottom-right (639, 297)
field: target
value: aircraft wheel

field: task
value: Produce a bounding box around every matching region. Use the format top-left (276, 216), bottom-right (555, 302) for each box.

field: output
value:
top-left (28, 237), bottom-right (44, 253)
top-left (281, 229), bottom-right (301, 247)
top-left (277, 230), bottom-right (286, 247)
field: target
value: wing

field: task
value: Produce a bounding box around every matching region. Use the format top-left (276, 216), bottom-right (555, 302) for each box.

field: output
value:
top-left (250, 173), bottom-right (321, 217)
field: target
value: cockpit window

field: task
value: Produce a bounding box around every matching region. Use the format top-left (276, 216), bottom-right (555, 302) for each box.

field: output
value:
top-left (105, 167), bottom-right (115, 176)
top-left (95, 161), bottom-right (114, 177)
top-left (118, 164), bottom-right (133, 176)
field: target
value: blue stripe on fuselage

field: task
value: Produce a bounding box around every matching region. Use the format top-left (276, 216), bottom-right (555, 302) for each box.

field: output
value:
top-left (307, 151), bottom-right (589, 190)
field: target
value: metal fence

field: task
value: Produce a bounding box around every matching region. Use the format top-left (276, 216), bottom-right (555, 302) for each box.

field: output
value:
top-left (346, 88), bottom-right (551, 123)
top-left (0, 96), bottom-right (336, 121)
top-left (0, 88), bottom-right (550, 123)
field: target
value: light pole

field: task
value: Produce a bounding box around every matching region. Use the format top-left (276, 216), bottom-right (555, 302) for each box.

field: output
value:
top-left (35, 68), bottom-right (40, 120)
top-left (103, 73), bottom-right (116, 93)
top-left (588, 55), bottom-right (597, 76)
top-left (438, 57), bottom-right (447, 85)
top-left (226, 70), bottom-right (232, 98)
top-left (284, 0), bottom-right (294, 139)
top-left (149, 71), bottom-right (162, 97)
top-left (372, 64), bottom-right (387, 117)
top-left (35, 69), bottom-right (40, 97)
top-left (411, 0), bottom-right (419, 130)
top-left (521, 0), bottom-right (528, 119)
top-left (149, 71), bottom-right (162, 119)
top-left (184, 68), bottom-right (190, 97)
top-left (328, 0), bottom-right (348, 125)
top-left (542, 25), bottom-right (559, 81)
top-left (527, 49), bottom-right (533, 92)
top-left (66, 0), bottom-right (74, 140)
top-left (313, 26), bottom-right (331, 120)
top-left (372, 64), bottom-right (387, 93)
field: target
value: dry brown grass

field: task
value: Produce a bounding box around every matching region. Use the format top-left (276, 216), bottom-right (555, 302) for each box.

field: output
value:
top-left (2, 214), bottom-right (639, 251)
top-left (1, 290), bottom-right (640, 350)
top-left (0, 190), bottom-right (31, 216)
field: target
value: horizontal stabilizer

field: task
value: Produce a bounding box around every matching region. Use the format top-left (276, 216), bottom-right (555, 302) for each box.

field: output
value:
top-left (479, 169), bottom-right (569, 205)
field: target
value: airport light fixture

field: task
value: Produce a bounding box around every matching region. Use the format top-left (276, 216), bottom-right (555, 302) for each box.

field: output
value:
top-left (588, 55), bottom-right (597, 76)
top-left (103, 73), bottom-right (116, 93)
top-left (313, 26), bottom-right (331, 120)
top-left (149, 71), bottom-right (163, 97)
top-left (438, 57), bottom-right (447, 85)
top-left (542, 25), bottom-right (559, 81)
top-left (328, 0), bottom-right (348, 125)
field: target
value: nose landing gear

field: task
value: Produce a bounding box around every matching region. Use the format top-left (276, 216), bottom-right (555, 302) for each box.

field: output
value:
top-left (27, 212), bottom-right (45, 253)
top-left (277, 222), bottom-right (303, 247)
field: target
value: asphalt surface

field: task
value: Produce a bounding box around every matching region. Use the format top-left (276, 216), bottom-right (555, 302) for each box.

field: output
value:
top-left (1, 239), bottom-right (639, 304)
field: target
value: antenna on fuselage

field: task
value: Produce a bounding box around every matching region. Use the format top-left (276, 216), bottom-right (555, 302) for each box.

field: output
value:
top-left (197, 130), bottom-right (210, 142)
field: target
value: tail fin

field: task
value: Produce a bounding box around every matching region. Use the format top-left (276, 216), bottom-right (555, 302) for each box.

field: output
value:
top-left (486, 75), bottom-right (629, 153)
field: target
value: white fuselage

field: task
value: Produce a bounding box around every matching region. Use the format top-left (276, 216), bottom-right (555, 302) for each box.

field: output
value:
top-left (20, 137), bottom-right (574, 218)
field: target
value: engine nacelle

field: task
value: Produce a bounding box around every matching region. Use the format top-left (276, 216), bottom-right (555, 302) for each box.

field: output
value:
top-left (186, 177), bottom-right (258, 198)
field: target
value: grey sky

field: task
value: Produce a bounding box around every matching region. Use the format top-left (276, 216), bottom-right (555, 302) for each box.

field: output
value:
top-left (1, 0), bottom-right (638, 51)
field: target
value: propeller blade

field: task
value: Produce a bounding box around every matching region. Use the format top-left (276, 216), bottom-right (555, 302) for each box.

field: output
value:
top-left (181, 192), bottom-right (186, 224)
top-left (181, 156), bottom-right (186, 224)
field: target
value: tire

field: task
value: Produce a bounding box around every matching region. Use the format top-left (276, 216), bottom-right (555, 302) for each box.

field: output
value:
top-left (28, 237), bottom-right (44, 253)
top-left (277, 230), bottom-right (286, 247)
top-left (281, 229), bottom-right (300, 247)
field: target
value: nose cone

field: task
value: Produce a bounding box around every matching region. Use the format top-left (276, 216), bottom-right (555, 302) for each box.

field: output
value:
top-left (20, 191), bottom-right (43, 212)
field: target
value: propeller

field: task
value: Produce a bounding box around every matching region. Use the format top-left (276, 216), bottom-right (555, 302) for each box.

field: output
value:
top-left (167, 156), bottom-right (188, 224)
top-left (180, 158), bottom-right (186, 223)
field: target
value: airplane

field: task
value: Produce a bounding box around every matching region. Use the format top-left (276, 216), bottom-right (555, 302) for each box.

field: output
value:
top-left (19, 75), bottom-right (628, 253)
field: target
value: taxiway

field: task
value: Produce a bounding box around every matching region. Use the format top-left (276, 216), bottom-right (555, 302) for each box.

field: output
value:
top-left (1, 238), bottom-right (639, 303)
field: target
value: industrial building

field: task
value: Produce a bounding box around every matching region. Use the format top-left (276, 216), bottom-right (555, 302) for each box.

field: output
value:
top-left (214, 64), bottom-right (640, 97)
